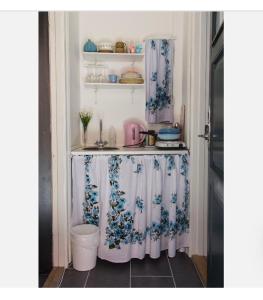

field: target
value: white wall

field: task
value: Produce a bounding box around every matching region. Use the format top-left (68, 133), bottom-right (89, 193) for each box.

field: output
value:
top-left (67, 12), bottom-right (80, 149)
top-left (68, 11), bottom-right (189, 147)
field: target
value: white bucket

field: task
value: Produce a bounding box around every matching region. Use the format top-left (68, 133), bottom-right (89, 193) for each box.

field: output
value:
top-left (71, 224), bottom-right (99, 271)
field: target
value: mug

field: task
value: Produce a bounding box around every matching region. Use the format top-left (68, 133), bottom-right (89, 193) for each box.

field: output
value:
top-left (108, 74), bottom-right (118, 83)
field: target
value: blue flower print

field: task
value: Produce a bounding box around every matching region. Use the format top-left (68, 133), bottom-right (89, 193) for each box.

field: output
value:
top-left (154, 158), bottom-right (160, 171)
top-left (176, 207), bottom-right (189, 235)
top-left (134, 163), bottom-right (143, 174)
top-left (160, 207), bottom-right (169, 236)
top-left (161, 39), bottom-right (169, 56)
top-left (103, 154), bottom-right (190, 248)
top-left (169, 222), bottom-right (177, 239)
top-left (105, 155), bottom-right (134, 249)
top-left (83, 155), bottom-right (99, 226)
top-left (146, 84), bottom-right (171, 114)
top-left (145, 39), bottom-right (173, 116)
top-left (151, 72), bottom-right (157, 81)
top-left (131, 230), bottom-right (146, 245)
top-left (180, 154), bottom-right (188, 176)
top-left (135, 196), bottom-right (144, 213)
top-left (126, 155), bottom-right (135, 164)
top-left (165, 155), bottom-right (176, 176)
top-left (153, 194), bottom-right (162, 205)
top-left (150, 222), bottom-right (161, 241)
top-left (171, 193), bottom-right (177, 204)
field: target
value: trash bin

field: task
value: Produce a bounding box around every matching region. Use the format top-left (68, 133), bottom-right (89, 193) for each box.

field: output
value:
top-left (71, 224), bottom-right (99, 271)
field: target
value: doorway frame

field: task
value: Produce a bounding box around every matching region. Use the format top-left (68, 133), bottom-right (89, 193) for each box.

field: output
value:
top-left (188, 12), bottom-right (211, 257)
top-left (49, 11), bottom-right (71, 268)
top-left (48, 11), bottom-right (211, 267)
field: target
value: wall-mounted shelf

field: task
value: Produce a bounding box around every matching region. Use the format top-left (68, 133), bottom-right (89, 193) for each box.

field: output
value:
top-left (84, 82), bottom-right (145, 89)
top-left (82, 52), bottom-right (144, 63)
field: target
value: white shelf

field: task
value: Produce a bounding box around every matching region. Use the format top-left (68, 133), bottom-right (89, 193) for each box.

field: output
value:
top-left (84, 82), bottom-right (145, 89)
top-left (82, 52), bottom-right (144, 62)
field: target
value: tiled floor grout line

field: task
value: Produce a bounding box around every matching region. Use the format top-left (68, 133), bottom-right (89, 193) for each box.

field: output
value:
top-left (83, 271), bottom-right (90, 288)
top-left (58, 268), bottom-right (66, 288)
top-left (166, 253), bottom-right (176, 288)
top-left (62, 252), bottom-right (203, 288)
top-left (131, 275), bottom-right (173, 278)
top-left (192, 260), bottom-right (205, 287)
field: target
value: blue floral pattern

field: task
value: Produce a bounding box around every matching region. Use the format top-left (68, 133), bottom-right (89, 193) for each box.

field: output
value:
top-left (134, 163), bottom-right (143, 174)
top-left (149, 222), bottom-right (161, 241)
top-left (105, 155), bottom-right (134, 249)
top-left (165, 155), bottom-right (176, 176)
top-left (80, 154), bottom-right (189, 255)
top-left (177, 154), bottom-right (190, 235)
top-left (160, 207), bottom-right (169, 237)
top-left (83, 155), bottom-right (99, 226)
top-left (154, 158), bottom-right (160, 170)
top-left (153, 194), bottom-right (162, 205)
top-left (171, 193), bottom-right (177, 204)
top-left (135, 196), bottom-right (144, 213)
top-left (169, 222), bottom-right (177, 239)
top-left (151, 72), bottom-right (157, 81)
top-left (146, 39), bottom-right (174, 123)
top-left (131, 230), bottom-right (146, 245)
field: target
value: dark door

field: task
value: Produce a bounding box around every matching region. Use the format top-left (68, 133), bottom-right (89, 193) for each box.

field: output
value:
top-left (39, 12), bottom-right (52, 286)
top-left (207, 12), bottom-right (224, 287)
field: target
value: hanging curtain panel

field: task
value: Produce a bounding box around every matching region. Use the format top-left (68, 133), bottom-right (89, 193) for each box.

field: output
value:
top-left (145, 39), bottom-right (174, 124)
top-left (72, 153), bottom-right (189, 263)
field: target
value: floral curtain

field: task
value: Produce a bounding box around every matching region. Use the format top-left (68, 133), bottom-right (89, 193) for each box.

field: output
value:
top-left (145, 39), bottom-right (174, 124)
top-left (72, 154), bottom-right (189, 263)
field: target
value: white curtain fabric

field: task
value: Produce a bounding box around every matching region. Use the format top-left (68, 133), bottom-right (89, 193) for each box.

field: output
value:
top-left (145, 39), bottom-right (174, 124)
top-left (72, 154), bottom-right (189, 263)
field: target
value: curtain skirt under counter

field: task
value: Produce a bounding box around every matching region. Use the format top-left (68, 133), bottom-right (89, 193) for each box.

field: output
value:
top-left (72, 154), bottom-right (189, 263)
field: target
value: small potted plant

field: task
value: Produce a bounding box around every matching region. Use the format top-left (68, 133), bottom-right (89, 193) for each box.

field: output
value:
top-left (79, 111), bottom-right (92, 146)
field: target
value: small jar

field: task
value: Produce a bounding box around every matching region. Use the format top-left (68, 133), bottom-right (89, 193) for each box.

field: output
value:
top-left (148, 130), bottom-right (156, 146)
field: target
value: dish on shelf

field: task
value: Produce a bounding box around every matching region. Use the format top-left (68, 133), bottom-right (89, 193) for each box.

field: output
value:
top-left (97, 41), bottom-right (113, 53)
top-left (119, 69), bottom-right (144, 84)
top-left (121, 71), bottom-right (142, 79)
top-left (119, 78), bottom-right (144, 84)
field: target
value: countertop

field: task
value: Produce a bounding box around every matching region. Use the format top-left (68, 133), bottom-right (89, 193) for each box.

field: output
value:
top-left (71, 146), bottom-right (189, 156)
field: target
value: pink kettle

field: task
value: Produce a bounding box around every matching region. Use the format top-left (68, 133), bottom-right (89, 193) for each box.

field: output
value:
top-left (123, 120), bottom-right (146, 147)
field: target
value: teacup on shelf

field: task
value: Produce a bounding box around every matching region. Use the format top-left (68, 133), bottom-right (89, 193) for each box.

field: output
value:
top-left (108, 74), bottom-right (118, 83)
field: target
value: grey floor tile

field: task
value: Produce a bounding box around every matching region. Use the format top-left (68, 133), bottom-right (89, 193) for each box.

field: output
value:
top-left (131, 251), bottom-right (171, 277)
top-left (168, 253), bottom-right (203, 287)
top-left (86, 258), bottom-right (130, 288)
top-left (168, 252), bottom-right (196, 273)
top-left (131, 277), bottom-right (175, 288)
top-left (174, 272), bottom-right (203, 288)
top-left (60, 269), bottom-right (89, 288)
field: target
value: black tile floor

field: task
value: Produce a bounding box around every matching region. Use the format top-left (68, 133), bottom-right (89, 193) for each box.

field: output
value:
top-left (59, 251), bottom-right (203, 288)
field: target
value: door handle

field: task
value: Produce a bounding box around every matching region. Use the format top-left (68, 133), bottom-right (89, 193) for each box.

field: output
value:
top-left (198, 133), bottom-right (209, 140)
top-left (198, 124), bottom-right (210, 141)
